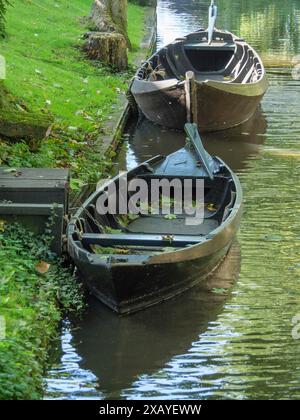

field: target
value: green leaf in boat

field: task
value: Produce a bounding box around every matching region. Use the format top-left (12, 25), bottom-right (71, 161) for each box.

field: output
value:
top-left (164, 214), bottom-right (177, 220)
top-left (104, 227), bottom-right (123, 234)
top-left (211, 288), bottom-right (228, 295)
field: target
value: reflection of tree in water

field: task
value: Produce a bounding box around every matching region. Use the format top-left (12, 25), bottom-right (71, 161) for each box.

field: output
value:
top-left (159, 0), bottom-right (300, 56)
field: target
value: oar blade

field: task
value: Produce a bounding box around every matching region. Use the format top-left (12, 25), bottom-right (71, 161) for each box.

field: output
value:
top-left (184, 123), bottom-right (215, 180)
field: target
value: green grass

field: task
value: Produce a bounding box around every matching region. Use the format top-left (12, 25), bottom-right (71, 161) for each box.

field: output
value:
top-left (0, 0), bottom-right (147, 189)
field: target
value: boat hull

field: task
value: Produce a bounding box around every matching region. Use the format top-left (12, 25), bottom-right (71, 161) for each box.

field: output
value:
top-left (131, 74), bottom-right (268, 132)
top-left (131, 81), bottom-right (186, 130)
top-left (74, 242), bottom-right (232, 315)
top-left (191, 76), bottom-right (268, 132)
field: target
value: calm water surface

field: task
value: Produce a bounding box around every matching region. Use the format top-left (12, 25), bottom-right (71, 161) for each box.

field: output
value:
top-left (45, 0), bottom-right (300, 400)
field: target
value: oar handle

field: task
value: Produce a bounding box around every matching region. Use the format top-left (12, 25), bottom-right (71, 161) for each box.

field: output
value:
top-left (208, 1), bottom-right (218, 45)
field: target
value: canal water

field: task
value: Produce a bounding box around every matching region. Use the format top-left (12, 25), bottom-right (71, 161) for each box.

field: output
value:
top-left (45, 0), bottom-right (300, 400)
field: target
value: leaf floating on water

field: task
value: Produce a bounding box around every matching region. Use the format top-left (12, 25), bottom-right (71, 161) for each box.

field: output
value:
top-left (35, 261), bottom-right (50, 274)
top-left (262, 234), bottom-right (284, 242)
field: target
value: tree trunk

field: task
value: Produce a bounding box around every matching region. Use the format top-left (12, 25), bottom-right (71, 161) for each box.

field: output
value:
top-left (90, 0), bottom-right (131, 49)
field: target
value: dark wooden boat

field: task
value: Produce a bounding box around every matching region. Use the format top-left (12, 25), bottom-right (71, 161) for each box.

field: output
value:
top-left (67, 124), bottom-right (243, 314)
top-left (130, 2), bottom-right (268, 132)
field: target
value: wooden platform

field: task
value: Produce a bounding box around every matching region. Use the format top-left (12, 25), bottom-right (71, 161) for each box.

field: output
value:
top-left (0, 167), bottom-right (69, 255)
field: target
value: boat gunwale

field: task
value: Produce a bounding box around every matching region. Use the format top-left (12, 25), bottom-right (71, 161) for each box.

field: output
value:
top-left (68, 156), bottom-right (243, 267)
top-left (132, 29), bottom-right (267, 95)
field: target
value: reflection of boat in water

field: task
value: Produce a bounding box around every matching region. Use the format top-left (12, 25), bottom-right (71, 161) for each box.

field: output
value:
top-left (72, 244), bottom-right (241, 399)
top-left (119, 107), bottom-right (267, 172)
top-left (203, 107), bottom-right (268, 169)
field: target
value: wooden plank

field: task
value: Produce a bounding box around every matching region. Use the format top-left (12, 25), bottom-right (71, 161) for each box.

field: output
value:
top-left (0, 180), bottom-right (67, 189)
top-left (0, 167), bottom-right (69, 181)
top-left (0, 203), bottom-right (64, 216)
top-left (0, 167), bottom-right (69, 212)
top-left (82, 233), bottom-right (201, 248)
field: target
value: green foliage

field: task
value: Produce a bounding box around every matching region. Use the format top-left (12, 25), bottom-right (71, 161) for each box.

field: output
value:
top-left (0, 0), bottom-right (148, 399)
top-left (0, 223), bottom-right (85, 399)
top-left (0, 0), bottom-right (10, 37)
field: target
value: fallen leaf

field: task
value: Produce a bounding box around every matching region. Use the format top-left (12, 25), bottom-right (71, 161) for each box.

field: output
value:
top-left (206, 203), bottom-right (217, 212)
top-left (164, 214), bottom-right (177, 220)
top-left (3, 168), bottom-right (17, 173)
top-left (35, 261), bottom-right (50, 274)
top-left (0, 220), bottom-right (6, 233)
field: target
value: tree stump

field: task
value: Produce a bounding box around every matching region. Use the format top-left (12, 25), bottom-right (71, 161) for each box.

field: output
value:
top-left (84, 32), bottom-right (128, 70)
top-left (90, 0), bottom-right (131, 49)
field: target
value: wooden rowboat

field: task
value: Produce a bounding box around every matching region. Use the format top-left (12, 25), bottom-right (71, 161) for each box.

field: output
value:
top-left (130, 3), bottom-right (268, 132)
top-left (67, 124), bottom-right (243, 314)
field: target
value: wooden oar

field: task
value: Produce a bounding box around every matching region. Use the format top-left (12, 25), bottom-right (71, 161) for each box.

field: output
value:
top-left (208, 0), bottom-right (218, 45)
top-left (184, 123), bottom-right (215, 180)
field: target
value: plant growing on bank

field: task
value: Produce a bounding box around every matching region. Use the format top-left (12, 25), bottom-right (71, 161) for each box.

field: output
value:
top-left (0, 222), bottom-right (85, 400)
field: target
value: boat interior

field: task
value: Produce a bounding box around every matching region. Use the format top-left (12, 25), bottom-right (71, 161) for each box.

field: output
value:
top-left (71, 151), bottom-right (237, 256)
top-left (138, 30), bottom-right (264, 85)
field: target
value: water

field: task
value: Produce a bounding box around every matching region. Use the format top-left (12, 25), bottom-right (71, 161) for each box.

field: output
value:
top-left (45, 0), bottom-right (300, 400)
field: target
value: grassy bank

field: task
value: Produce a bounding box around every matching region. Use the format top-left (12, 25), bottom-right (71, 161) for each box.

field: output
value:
top-left (0, 223), bottom-right (85, 400)
top-left (0, 0), bottom-right (147, 190)
top-left (0, 0), bottom-right (148, 400)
